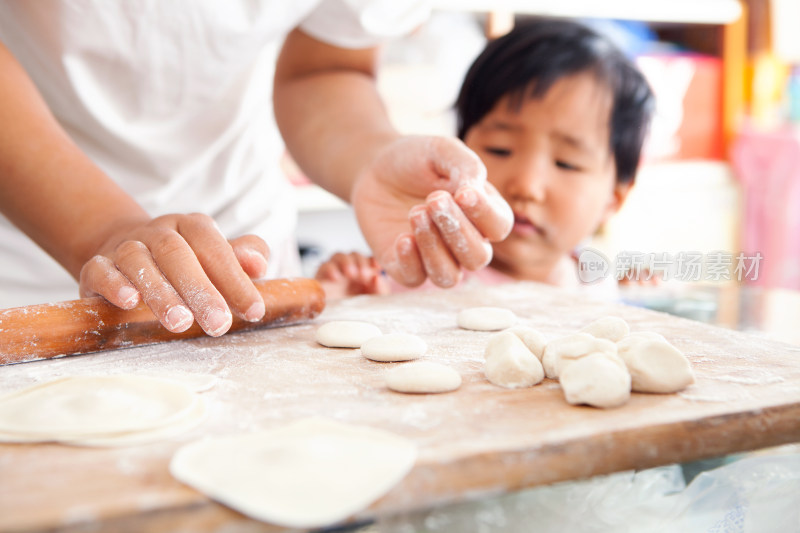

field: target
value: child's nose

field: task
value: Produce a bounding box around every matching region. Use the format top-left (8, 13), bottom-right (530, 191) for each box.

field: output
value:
top-left (507, 155), bottom-right (548, 202)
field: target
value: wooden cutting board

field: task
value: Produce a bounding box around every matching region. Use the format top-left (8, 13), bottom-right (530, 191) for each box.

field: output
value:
top-left (1, 281), bottom-right (799, 532)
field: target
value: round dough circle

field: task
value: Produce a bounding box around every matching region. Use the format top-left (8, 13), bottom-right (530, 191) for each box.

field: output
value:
top-left (0, 375), bottom-right (198, 438)
top-left (61, 396), bottom-right (207, 447)
top-left (315, 321), bottom-right (382, 348)
top-left (457, 307), bottom-right (516, 331)
top-left (360, 333), bottom-right (427, 362)
top-left (385, 362), bottom-right (462, 394)
top-left (170, 418), bottom-right (417, 529)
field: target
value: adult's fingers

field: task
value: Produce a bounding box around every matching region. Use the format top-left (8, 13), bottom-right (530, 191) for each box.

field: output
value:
top-left (454, 182), bottom-right (514, 243)
top-left (112, 239), bottom-right (199, 334)
top-left (79, 255), bottom-right (140, 309)
top-left (176, 214), bottom-right (264, 325)
top-left (230, 235), bottom-right (270, 280)
top-left (409, 205), bottom-right (462, 288)
top-left (426, 190), bottom-right (492, 271)
top-left (381, 233), bottom-right (426, 288)
top-left (425, 137), bottom-right (488, 191)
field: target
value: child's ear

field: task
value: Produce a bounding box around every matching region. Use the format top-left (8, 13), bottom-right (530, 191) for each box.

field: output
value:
top-left (599, 180), bottom-right (633, 225)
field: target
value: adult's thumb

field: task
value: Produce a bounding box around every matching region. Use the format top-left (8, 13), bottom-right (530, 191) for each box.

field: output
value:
top-left (426, 136), bottom-right (487, 192)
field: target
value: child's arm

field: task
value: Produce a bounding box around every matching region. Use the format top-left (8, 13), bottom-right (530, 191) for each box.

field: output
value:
top-left (315, 252), bottom-right (390, 300)
top-left (0, 42), bottom-right (267, 336)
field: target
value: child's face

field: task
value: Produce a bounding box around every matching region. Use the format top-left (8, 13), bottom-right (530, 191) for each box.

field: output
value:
top-left (464, 72), bottom-right (630, 281)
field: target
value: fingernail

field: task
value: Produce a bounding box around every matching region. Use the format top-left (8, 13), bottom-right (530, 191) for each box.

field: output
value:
top-left (244, 300), bottom-right (265, 322)
top-left (165, 305), bottom-right (193, 331)
top-left (426, 190), bottom-right (449, 203)
top-left (410, 208), bottom-right (431, 231)
top-left (455, 187), bottom-right (478, 208)
top-left (118, 286), bottom-right (139, 308)
top-left (242, 247), bottom-right (268, 278)
top-left (429, 194), bottom-right (450, 212)
top-left (206, 308), bottom-right (233, 337)
top-left (398, 236), bottom-right (413, 255)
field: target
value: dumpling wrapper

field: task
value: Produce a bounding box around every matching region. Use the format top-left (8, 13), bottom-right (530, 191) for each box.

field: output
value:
top-left (61, 396), bottom-right (207, 447)
top-left (169, 418), bottom-right (417, 529)
top-left (0, 375), bottom-right (198, 438)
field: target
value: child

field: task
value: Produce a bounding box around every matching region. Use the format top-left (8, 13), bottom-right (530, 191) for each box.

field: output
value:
top-left (316, 18), bottom-right (654, 299)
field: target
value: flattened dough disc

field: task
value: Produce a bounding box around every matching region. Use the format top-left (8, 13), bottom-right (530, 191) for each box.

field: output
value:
top-left (0, 375), bottom-right (197, 438)
top-left (170, 418), bottom-right (417, 529)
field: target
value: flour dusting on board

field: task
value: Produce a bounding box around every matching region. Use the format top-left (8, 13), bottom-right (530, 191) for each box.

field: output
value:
top-left (1, 282), bottom-right (799, 482)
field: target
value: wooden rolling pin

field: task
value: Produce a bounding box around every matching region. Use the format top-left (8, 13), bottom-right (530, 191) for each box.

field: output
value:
top-left (0, 278), bottom-right (325, 365)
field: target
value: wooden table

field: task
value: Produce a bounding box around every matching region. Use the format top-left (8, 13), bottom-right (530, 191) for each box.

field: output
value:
top-left (1, 281), bottom-right (799, 532)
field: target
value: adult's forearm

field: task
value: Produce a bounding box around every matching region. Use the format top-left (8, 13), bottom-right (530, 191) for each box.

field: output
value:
top-left (273, 29), bottom-right (400, 203)
top-left (0, 42), bottom-right (149, 279)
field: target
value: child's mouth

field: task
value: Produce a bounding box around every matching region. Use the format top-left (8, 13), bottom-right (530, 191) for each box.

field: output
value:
top-left (512, 213), bottom-right (545, 237)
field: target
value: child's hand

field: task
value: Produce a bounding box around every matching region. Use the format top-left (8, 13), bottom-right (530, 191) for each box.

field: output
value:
top-left (315, 252), bottom-right (390, 300)
top-left (351, 136), bottom-right (513, 289)
top-left (77, 214), bottom-right (270, 337)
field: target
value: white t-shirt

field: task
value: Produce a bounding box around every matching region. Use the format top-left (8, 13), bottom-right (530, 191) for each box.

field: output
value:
top-left (0, 0), bottom-right (429, 307)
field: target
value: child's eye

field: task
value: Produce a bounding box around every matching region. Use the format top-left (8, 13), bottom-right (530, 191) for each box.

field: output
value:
top-left (555, 160), bottom-right (581, 171)
top-left (485, 147), bottom-right (511, 157)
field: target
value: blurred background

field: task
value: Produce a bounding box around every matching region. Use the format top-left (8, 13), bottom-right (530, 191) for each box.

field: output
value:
top-left (290, 0), bottom-right (800, 343)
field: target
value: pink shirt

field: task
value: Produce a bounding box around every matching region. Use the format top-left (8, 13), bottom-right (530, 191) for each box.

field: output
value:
top-left (389, 256), bottom-right (621, 302)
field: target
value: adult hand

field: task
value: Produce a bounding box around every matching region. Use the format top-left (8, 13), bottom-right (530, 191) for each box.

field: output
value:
top-left (351, 136), bottom-right (513, 288)
top-left (78, 214), bottom-right (270, 337)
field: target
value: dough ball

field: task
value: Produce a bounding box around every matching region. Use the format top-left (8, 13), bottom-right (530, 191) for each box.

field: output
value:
top-left (457, 307), bottom-right (516, 331)
top-left (315, 321), bottom-right (381, 348)
top-left (360, 333), bottom-right (427, 362)
top-left (618, 339), bottom-right (695, 393)
top-left (541, 333), bottom-right (618, 379)
top-left (560, 353), bottom-right (632, 408)
top-left (580, 317), bottom-right (630, 342)
top-left (616, 332), bottom-right (668, 356)
top-left (385, 362), bottom-right (461, 394)
top-left (484, 332), bottom-right (544, 389)
top-left (505, 326), bottom-right (547, 361)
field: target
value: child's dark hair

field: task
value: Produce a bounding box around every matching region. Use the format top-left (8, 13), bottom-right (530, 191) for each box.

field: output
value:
top-left (456, 19), bottom-right (654, 183)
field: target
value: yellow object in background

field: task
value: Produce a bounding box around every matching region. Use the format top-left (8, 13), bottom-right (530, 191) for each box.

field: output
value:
top-left (747, 51), bottom-right (789, 129)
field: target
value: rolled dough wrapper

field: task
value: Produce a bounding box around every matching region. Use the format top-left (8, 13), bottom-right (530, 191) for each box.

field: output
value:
top-left (560, 352), bottom-right (632, 408)
top-left (0, 375), bottom-right (198, 439)
top-left (484, 331), bottom-right (544, 388)
top-left (385, 362), bottom-right (462, 394)
top-left (170, 418), bottom-right (417, 529)
top-left (315, 321), bottom-right (382, 348)
top-left (360, 333), bottom-right (427, 362)
top-left (542, 333), bottom-right (618, 379)
top-left (61, 395), bottom-right (208, 447)
top-left (579, 317), bottom-right (630, 342)
top-left (457, 307), bottom-right (516, 331)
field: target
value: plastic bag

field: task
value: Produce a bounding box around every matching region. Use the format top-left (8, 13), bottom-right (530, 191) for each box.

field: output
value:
top-left (376, 452), bottom-right (800, 533)
top-left (661, 452), bottom-right (800, 532)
